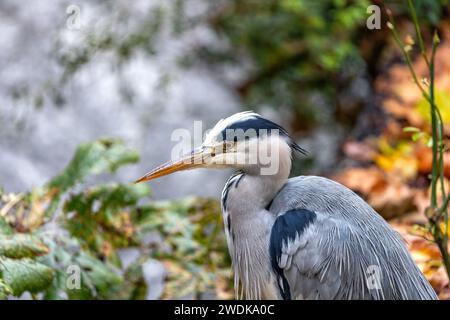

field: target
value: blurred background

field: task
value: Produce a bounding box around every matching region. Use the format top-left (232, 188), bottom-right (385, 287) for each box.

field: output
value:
top-left (0, 0), bottom-right (449, 299)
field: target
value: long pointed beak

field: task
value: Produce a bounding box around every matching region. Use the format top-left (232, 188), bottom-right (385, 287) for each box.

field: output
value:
top-left (134, 147), bottom-right (208, 183)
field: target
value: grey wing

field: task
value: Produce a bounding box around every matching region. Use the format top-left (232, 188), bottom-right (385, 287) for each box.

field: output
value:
top-left (268, 176), bottom-right (438, 300)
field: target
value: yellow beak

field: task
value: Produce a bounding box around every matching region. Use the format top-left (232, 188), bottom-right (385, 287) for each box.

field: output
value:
top-left (134, 147), bottom-right (209, 183)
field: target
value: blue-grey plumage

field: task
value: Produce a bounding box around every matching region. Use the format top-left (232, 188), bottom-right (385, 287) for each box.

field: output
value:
top-left (136, 111), bottom-right (438, 300)
top-left (267, 176), bottom-right (437, 299)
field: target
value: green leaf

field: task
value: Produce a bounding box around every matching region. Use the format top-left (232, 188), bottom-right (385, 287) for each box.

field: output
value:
top-left (412, 132), bottom-right (424, 142)
top-left (0, 278), bottom-right (13, 299)
top-left (403, 126), bottom-right (420, 133)
top-left (69, 252), bottom-right (122, 299)
top-left (38, 235), bottom-right (124, 300)
top-left (0, 218), bottom-right (13, 235)
top-left (43, 139), bottom-right (140, 218)
top-left (0, 257), bottom-right (54, 296)
top-left (0, 234), bottom-right (49, 259)
top-left (48, 139), bottom-right (139, 193)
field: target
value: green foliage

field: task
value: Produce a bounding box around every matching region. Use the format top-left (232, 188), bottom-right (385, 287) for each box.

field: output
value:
top-left (0, 278), bottom-right (12, 299)
top-left (134, 198), bottom-right (231, 299)
top-left (388, 0), bottom-right (450, 280)
top-left (0, 221), bottom-right (53, 298)
top-left (0, 234), bottom-right (49, 259)
top-left (197, 0), bottom-right (369, 124)
top-left (0, 258), bottom-right (53, 296)
top-left (43, 138), bottom-right (139, 219)
top-left (66, 252), bottom-right (123, 299)
top-left (413, 0), bottom-right (450, 25)
top-left (63, 183), bottom-right (150, 259)
top-left (48, 139), bottom-right (139, 193)
top-left (0, 138), bottom-right (229, 300)
top-left (0, 217), bottom-right (13, 235)
top-left (38, 235), bottom-right (123, 300)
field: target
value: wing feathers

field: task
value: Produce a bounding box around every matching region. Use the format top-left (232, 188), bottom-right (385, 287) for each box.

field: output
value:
top-left (269, 208), bottom-right (437, 300)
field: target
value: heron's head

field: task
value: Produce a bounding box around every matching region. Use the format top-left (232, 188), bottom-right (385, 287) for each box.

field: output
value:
top-left (135, 111), bottom-right (306, 183)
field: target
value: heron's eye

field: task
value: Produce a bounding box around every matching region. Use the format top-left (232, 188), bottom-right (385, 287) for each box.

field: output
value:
top-left (224, 141), bottom-right (234, 151)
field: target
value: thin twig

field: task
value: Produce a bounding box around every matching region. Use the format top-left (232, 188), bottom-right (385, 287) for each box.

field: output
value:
top-left (407, 0), bottom-right (430, 66)
top-left (429, 32), bottom-right (438, 208)
top-left (387, 6), bottom-right (450, 281)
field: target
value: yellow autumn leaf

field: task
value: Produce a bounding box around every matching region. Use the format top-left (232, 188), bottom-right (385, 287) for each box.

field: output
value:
top-left (375, 140), bottom-right (418, 180)
top-left (417, 89), bottom-right (450, 123)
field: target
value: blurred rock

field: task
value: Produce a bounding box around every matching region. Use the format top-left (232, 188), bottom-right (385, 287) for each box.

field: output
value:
top-left (0, 0), bottom-right (239, 201)
top-left (142, 258), bottom-right (166, 300)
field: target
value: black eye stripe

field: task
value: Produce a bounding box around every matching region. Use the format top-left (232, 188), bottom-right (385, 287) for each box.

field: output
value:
top-left (217, 116), bottom-right (307, 155)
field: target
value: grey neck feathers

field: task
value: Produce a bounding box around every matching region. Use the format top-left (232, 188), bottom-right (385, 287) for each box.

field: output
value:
top-left (222, 140), bottom-right (292, 299)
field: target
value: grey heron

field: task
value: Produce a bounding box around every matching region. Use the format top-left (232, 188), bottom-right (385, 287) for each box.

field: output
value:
top-left (135, 111), bottom-right (437, 300)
